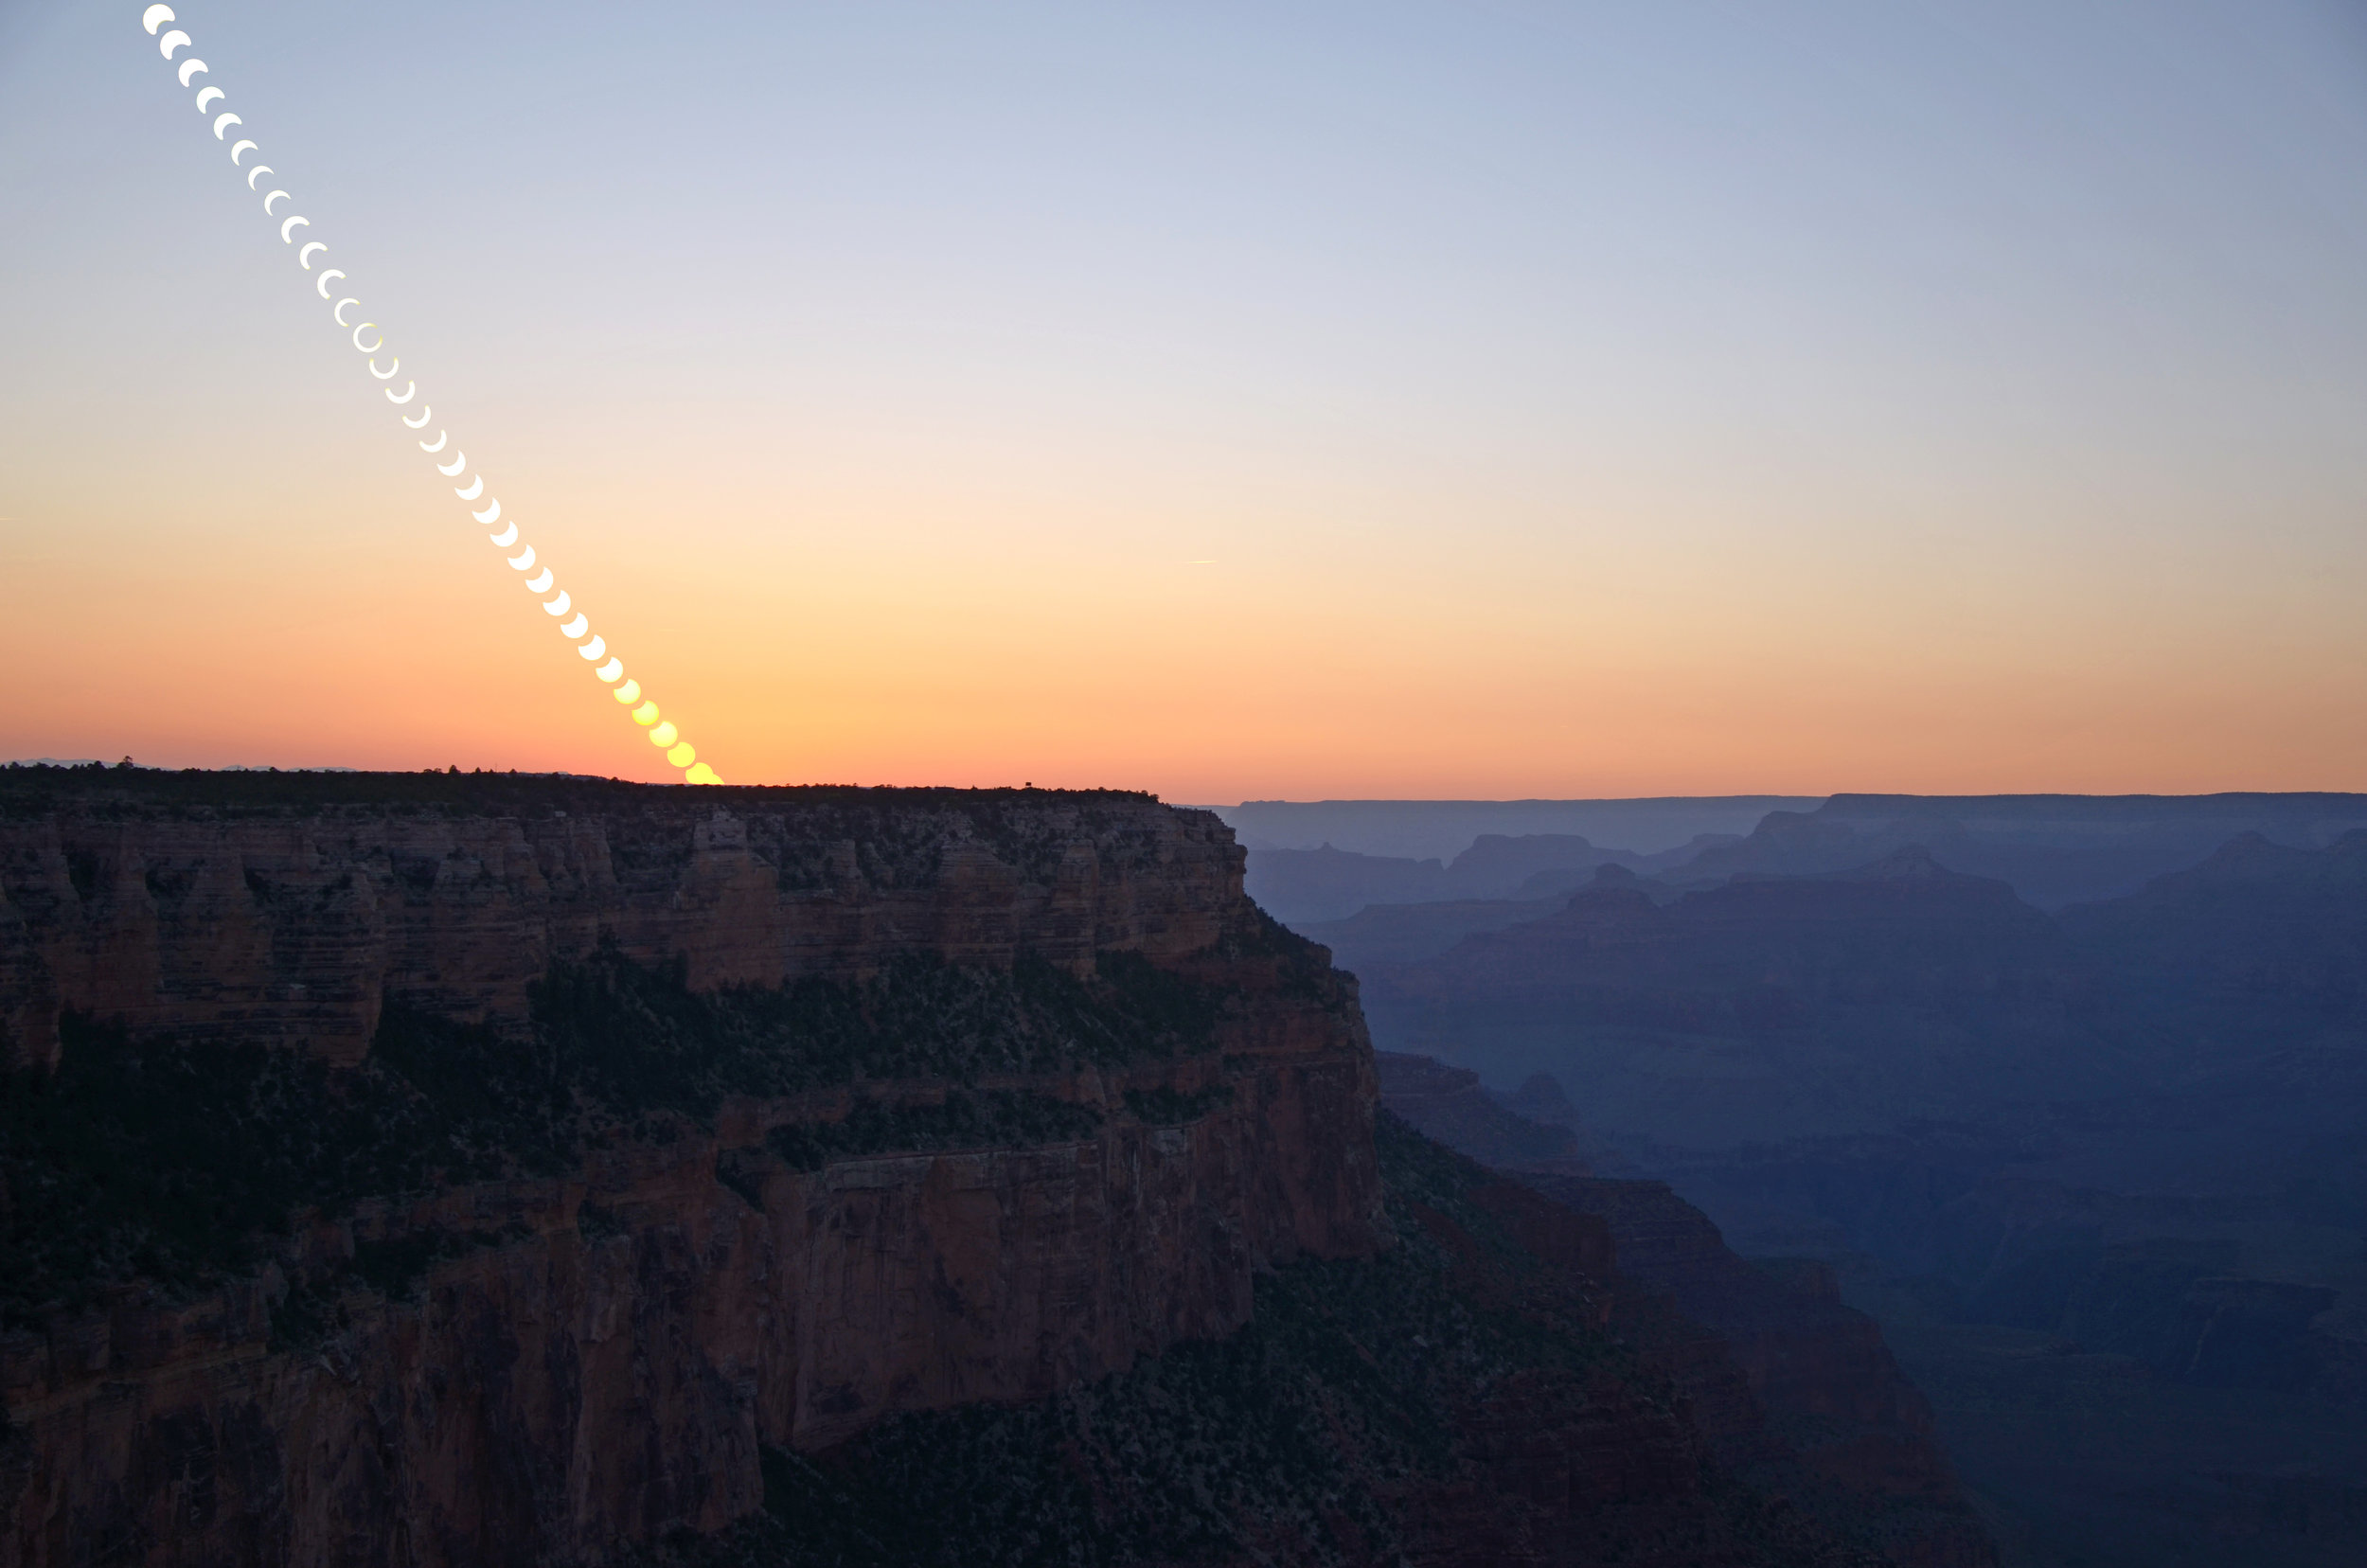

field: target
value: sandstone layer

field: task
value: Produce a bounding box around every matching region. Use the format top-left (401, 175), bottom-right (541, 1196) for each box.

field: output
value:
top-left (0, 774), bottom-right (1245, 1072)
top-left (0, 771), bottom-right (1383, 1567)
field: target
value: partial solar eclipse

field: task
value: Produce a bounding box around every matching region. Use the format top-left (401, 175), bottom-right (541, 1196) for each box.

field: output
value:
top-left (137, 4), bottom-right (719, 782)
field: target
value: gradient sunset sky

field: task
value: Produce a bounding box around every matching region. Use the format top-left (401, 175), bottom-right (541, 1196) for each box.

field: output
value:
top-left (5, 1), bottom-right (2366, 798)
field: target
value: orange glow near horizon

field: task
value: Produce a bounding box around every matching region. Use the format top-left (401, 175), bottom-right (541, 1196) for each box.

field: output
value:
top-left (7, 5), bottom-right (2367, 802)
top-left (9, 401), bottom-right (2365, 802)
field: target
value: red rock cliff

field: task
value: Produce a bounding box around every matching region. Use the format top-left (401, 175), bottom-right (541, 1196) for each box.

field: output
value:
top-left (0, 773), bottom-right (1384, 1566)
top-left (0, 775), bottom-right (1260, 1072)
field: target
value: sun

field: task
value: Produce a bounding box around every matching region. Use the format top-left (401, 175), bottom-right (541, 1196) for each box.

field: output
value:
top-left (137, 3), bottom-right (723, 785)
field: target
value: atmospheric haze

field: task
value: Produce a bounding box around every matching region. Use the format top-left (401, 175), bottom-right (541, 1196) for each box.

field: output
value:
top-left (5, 1), bottom-right (2367, 795)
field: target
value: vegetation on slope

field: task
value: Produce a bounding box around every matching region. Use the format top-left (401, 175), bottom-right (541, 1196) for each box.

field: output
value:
top-left (762, 1092), bottom-right (1109, 1174)
top-left (646, 1114), bottom-right (1880, 1568)
top-left (0, 947), bottom-right (1224, 1325)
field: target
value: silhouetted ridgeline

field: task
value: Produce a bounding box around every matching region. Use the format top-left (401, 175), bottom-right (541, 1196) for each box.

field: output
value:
top-left (1214, 796), bottom-right (1817, 863)
top-left (0, 768), bottom-right (1957, 1566)
top-left (1335, 809), bottom-right (2367, 1567)
top-left (1678, 792), bottom-right (2367, 907)
top-left (1243, 832), bottom-right (1737, 926)
top-left (1256, 791), bottom-right (2367, 940)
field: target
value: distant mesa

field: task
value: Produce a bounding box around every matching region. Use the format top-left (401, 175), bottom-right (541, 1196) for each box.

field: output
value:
top-left (1211, 795), bottom-right (1819, 862)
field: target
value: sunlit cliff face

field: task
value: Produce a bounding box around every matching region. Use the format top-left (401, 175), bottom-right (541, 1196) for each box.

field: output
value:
top-left (6, 2), bottom-right (2367, 795)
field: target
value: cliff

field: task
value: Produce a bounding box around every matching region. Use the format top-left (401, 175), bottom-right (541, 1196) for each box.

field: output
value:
top-left (0, 768), bottom-right (1264, 1074)
top-left (0, 768), bottom-right (1383, 1565)
top-left (1376, 1053), bottom-right (1996, 1568)
top-left (640, 1116), bottom-right (1895, 1568)
top-left (1, 767), bottom-right (2002, 1567)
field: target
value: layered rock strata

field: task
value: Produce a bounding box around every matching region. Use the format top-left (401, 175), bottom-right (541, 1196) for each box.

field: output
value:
top-left (0, 773), bottom-right (1245, 1072)
top-left (0, 772), bottom-right (1382, 1567)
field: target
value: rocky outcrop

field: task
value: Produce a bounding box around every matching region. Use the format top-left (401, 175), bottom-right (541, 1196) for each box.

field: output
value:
top-left (0, 770), bottom-right (1383, 1567)
top-left (1368, 1051), bottom-right (1586, 1168)
top-left (1377, 1052), bottom-right (1996, 1568)
top-left (3, 1074), bottom-right (1373, 1564)
top-left (680, 1116), bottom-right (1895, 1568)
top-left (0, 772), bottom-right (1243, 1072)
top-left (1518, 1177), bottom-right (1981, 1547)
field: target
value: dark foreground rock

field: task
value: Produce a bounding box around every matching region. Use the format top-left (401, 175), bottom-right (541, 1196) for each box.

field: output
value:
top-left (1377, 1051), bottom-right (1996, 1568)
top-left (0, 771), bottom-right (1382, 1565)
top-left (0, 767), bottom-right (1982, 1566)
top-left (641, 1116), bottom-right (1894, 1568)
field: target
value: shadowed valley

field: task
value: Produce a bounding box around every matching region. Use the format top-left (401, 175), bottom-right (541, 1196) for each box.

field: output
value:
top-left (1279, 794), bottom-right (2367, 1568)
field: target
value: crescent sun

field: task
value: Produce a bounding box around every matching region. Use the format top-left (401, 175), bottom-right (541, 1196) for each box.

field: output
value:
top-left (436, 451), bottom-right (467, 476)
top-left (134, 14), bottom-right (726, 783)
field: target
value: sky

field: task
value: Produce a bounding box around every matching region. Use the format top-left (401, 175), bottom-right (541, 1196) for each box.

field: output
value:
top-left (5, 1), bottom-right (2367, 799)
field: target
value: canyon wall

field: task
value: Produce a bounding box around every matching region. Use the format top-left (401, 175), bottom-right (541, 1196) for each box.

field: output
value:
top-left (0, 772), bottom-right (1383, 1566)
top-left (1375, 1051), bottom-right (1996, 1568)
top-left (0, 775), bottom-right (1247, 1072)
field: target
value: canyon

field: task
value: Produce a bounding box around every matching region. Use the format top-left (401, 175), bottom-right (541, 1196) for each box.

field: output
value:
top-left (1374, 1052), bottom-right (1995, 1568)
top-left (0, 769), bottom-right (1380, 1564)
top-left (0, 767), bottom-right (1988, 1565)
top-left (1332, 811), bottom-right (2367, 1566)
